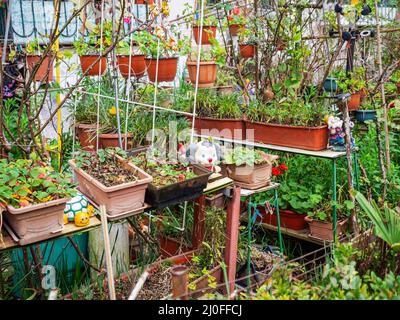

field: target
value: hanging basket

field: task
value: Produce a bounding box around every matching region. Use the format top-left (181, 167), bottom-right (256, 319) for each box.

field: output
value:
top-left (192, 26), bottom-right (217, 45)
top-left (239, 44), bottom-right (256, 58)
top-left (117, 55), bottom-right (147, 79)
top-left (145, 57), bottom-right (178, 83)
top-left (79, 55), bottom-right (107, 76)
top-left (26, 55), bottom-right (54, 82)
top-left (228, 24), bottom-right (245, 36)
top-left (186, 61), bottom-right (217, 88)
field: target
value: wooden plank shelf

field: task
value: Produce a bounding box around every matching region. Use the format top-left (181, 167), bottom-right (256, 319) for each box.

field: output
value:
top-left (0, 216), bottom-right (102, 251)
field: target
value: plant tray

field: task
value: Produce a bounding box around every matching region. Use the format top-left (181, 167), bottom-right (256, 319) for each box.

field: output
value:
top-left (69, 156), bottom-right (152, 216)
top-left (146, 164), bottom-right (212, 209)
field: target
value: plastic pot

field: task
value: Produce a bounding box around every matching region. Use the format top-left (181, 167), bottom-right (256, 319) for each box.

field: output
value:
top-left (192, 26), bottom-right (217, 45)
top-left (225, 155), bottom-right (278, 190)
top-left (323, 77), bottom-right (337, 93)
top-left (347, 92), bottom-right (362, 111)
top-left (158, 236), bottom-right (192, 258)
top-left (26, 55), bottom-right (54, 82)
top-left (228, 24), bottom-right (245, 36)
top-left (98, 133), bottom-right (133, 150)
top-left (117, 55), bottom-right (146, 79)
top-left (135, 0), bottom-right (154, 4)
top-left (305, 216), bottom-right (348, 241)
top-left (245, 121), bottom-right (329, 151)
top-left (69, 156), bottom-right (152, 216)
top-left (239, 44), bottom-right (256, 58)
top-left (145, 57), bottom-right (178, 82)
top-left (186, 61), bottom-right (217, 88)
top-left (354, 110), bottom-right (377, 123)
top-left (4, 198), bottom-right (69, 245)
top-left (255, 207), bottom-right (307, 230)
top-left (75, 123), bottom-right (98, 152)
top-left (188, 116), bottom-right (246, 140)
top-left (79, 55), bottom-right (107, 76)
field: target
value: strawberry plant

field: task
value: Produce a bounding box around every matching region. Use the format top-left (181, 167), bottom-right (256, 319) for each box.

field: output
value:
top-left (0, 159), bottom-right (76, 208)
top-left (224, 147), bottom-right (275, 167)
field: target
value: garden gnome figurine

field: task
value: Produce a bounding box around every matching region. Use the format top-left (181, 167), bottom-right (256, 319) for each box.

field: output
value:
top-left (186, 139), bottom-right (222, 173)
top-left (326, 115), bottom-right (356, 151)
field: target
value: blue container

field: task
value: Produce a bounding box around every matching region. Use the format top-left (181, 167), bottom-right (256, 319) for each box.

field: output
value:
top-left (323, 78), bottom-right (338, 93)
top-left (355, 110), bottom-right (377, 122)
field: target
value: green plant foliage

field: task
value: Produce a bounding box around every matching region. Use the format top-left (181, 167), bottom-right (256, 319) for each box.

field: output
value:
top-left (224, 147), bottom-right (274, 166)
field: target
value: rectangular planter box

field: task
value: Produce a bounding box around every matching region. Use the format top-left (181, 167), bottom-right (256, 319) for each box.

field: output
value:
top-left (225, 156), bottom-right (278, 190)
top-left (158, 235), bottom-right (193, 259)
top-left (245, 121), bottom-right (328, 151)
top-left (4, 198), bottom-right (68, 245)
top-left (256, 207), bottom-right (307, 230)
top-left (205, 192), bottom-right (226, 208)
top-left (69, 156), bottom-right (152, 216)
top-left (146, 164), bottom-right (212, 209)
top-left (305, 217), bottom-right (348, 241)
top-left (187, 116), bottom-right (245, 140)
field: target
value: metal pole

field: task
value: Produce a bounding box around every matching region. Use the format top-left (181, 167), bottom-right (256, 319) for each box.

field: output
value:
top-left (246, 196), bottom-right (252, 292)
top-left (332, 159), bottom-right (337, 242)
top-left (2, 0), bottom-right (12, 65)
top-left (275, 188), bottom-right (283, 254)
top-left (171, 265), bottom-right (188, 300)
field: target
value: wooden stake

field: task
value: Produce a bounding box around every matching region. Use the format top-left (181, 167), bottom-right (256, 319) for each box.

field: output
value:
top-left (100, 205), bottom-right (116, 300)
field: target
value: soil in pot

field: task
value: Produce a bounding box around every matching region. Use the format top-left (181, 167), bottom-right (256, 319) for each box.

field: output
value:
top-left (186, 61), bottom-right (217, 88)
top-left (26, 55), bottom-right (54, 82)
top-left (98, 133), bottom-right (133, 150)
top-left (239, 44), bottom-right (256, 58)
top-left (117, 55), bottom-right (146, 79)
top-left (70, 154), bottom-right (152, 216)
top-left (255, 207), bottom-right (307, 230)
top-left (79, 55), bottom-right (107, 76)
top-left (75, 123), bottom-right (98, 151)
top-left (305, 216), bottom-right (348, 241)
top-left (145, 57), bottom-right (178, 82)
top-left (193, 26), bottom-right (217, 45)
top-left (245, 121), bottom-right (329, 151)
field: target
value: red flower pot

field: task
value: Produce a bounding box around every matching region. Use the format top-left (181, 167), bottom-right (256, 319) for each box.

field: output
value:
top-left (145, 57), bottom-right (178, 82)
top-left (187, 116), bottom-right (246, 140)
top-left (158, 236), bottom-right (192, 259)
top-left (75, 123), bottom-right (98, 152)
top-left (135, 0), bottom-right (154, 4)
top-left (79, 55), bottom-right (107, 76)
top-left (186, 61), bottom-right (217, 88)
top-left (229, 24), bottom-right (245, 36)
top-left (239, 44), bottom-right (256, 58)
top-left (192, 26), bottom-right (217, 45)
top-left (245, 121), bottom-right (329, 151)
top-left (348, 92), bottom-right (362, 111)
top-left (26, 55), bottom-right (54, 82)
top-left (117, 54), bottom-right (147, 79)
top-left (98, 133), bottom-right (133, 150)
top-left (256, 207), bottom-right (308, 230)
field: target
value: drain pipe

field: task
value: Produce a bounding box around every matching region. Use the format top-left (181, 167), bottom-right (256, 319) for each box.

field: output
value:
top-left (171, 265), bottom-right (188, 300)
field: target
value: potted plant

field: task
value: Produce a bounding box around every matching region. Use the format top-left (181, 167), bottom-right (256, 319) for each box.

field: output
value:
top-left (116, 39), bottom-right (147, 79)
top-left (25, 39), bottom-right (56, 82)
top-left (245, 98), bottom-right (329, 151)
top-left (182, 89), bottom-right (246, 140)
top-left (238, 27), bottom-right (256, 59)
top-left (135, 0), bottom-right (154, 4)
top-left (323, 77), bottom-right (338, 93)
top-left (0, 159), bottom-right (76, 244)
top-left (128, 149), bottom-right (212, 208)
top-left (223, 147), bottom-right (278, 190)
top-left (186, 37), bottom-right (226, 88)
top-left (69, 148), bottom-right (152, 216)
top-left (134, 27), bottom-right (189, 83)
top-left (192, 16), bottom-right (218, 45)
top-left (225, 7), bottom-right (247, 36)
top-left (354, 101), bottom-right (377, 123)
top-left (73, 21), bottom-right (112, 76)
top-left (335, 67), bottom-right (366, 111)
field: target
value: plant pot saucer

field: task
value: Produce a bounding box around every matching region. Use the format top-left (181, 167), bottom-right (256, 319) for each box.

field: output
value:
top-left (77, 187), bottom-right (150, 221)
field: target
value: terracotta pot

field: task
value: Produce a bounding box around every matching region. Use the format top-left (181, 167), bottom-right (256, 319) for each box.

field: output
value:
top-left (192, 26), bottom-right (217, 45)
top-left (26, 55), bottom-right (54, 82)
top-left (135, 0), bottom-right (154, 4)
top-left (205, 192), bottom-right (226, 208)
top-left (69, 156), bottom-right (152, 216)
top-left (239, 44), bottom-right (256, 58)
top-left (79, 55), bottom-right (107, 76)
top-left (347, 92), bottom-right (362, 111)
top-left (188, 116), bottom-right (245, 140)
top-left (245, 121), bottom-right (329, 151)
top-left (75, 123), bottom-right (98, 152)
top-left (305, 216), bottom-right (348, 241)
top-left (4, 198), bottom-right (68, 245)
top-left (117, 55), bottom-right (146, 79)
top-left (229, 24), bottom-right (244, 36)
top-left (145, 57), bottom-right (178, 82)
top-left (225, 155), bottom-right (278, 190)
top-left (186, 61), bottom-right (217, 88)
top-left (98, 133), bottom-right (133, 150)
top-left (158, 236), bottom-right (192, 258)
top-left (256, 207), bottom-right (307, 230)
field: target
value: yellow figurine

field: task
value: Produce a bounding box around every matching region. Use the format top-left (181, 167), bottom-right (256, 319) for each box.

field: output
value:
top-left (74, 211), bottom-right (90, 227)
top-left (63, 213), bottom-right (69, 225)
top-left (87, 204), bottom-right (95, 217)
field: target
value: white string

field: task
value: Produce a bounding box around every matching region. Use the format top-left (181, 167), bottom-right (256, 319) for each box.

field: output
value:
top-left (150, 37), bottom-right (161, 150)
top-left (95, 0), bottom-right (106, 153)
top-left (190, 0), bottom-right (205, 144)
